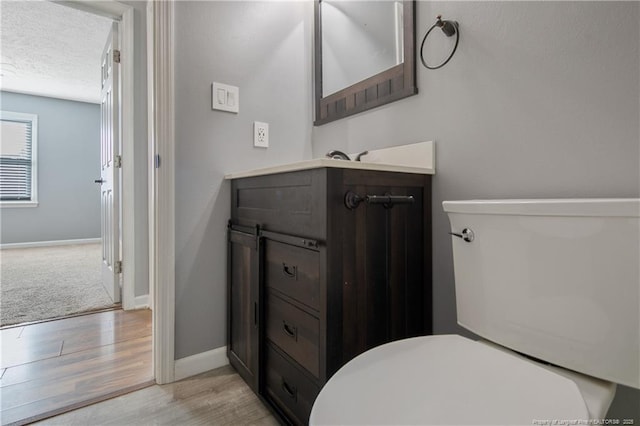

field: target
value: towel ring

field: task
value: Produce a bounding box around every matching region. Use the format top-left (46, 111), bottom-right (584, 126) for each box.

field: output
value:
top-left (420, 15), bottom-right (460, 70)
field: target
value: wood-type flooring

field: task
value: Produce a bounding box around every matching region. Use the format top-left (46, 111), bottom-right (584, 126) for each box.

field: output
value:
top-left (0, 309), bottom-right (153, 425)
top-left (33, 365), bottom-right (277, 425)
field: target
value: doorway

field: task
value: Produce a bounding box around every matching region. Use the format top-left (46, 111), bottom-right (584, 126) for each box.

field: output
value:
top-left (0, 1), bottom-right (119, 325)
top-left (0, 1), bottom-right (154, 423)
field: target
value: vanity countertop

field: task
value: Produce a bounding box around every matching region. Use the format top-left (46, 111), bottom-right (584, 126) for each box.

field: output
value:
top-left (224, 141), bottom-right (435, 180)
top-left (224, 158), bottom-right (434, 180)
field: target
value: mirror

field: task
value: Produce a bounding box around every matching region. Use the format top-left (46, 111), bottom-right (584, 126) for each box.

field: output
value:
top-left (321, 1), bottom-right (405, 96)
top-left (314, 0), bottom-right (416, 125)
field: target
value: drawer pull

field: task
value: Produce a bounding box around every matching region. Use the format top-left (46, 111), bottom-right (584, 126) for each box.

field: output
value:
top-left (253, 302), bottom-right (258, 327)
top-left (282, 263), bottom-right (298, 279)
top-left (281, 378), bottom-right (298, 401)
top-left (302, 239), bottom-right (318, 249)
top-left (282, 320), bottom-right (298, 341)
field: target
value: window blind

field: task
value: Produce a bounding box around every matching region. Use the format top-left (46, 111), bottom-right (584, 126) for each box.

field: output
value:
top-left (0, 115), bottom-right (35, 201)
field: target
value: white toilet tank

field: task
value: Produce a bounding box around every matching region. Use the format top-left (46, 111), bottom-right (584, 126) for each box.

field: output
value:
top-left (443, 199), bottom-right (640, 389)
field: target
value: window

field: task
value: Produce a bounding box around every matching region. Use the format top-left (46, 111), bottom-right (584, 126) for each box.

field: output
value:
top-left (0, 111), bottom-right (38, 207)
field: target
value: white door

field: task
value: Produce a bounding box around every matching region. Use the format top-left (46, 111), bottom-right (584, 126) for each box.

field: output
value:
top-left (98, 22), bottom-right (121, 303)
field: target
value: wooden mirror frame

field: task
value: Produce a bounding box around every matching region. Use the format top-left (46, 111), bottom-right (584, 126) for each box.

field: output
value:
top-left (314, 0), bottom-right (417, 126)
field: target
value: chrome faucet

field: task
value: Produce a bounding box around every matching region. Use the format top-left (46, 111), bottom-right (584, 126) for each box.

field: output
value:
top-left (326, 150), bottom-right (369, 161)
top-left (326, 150), bottom-right (351, 160)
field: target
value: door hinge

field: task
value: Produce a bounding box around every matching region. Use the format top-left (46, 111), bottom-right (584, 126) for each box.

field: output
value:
top-left (113, 49), bottom-right (121, 64)
top-left (155, 154), bottom-right (161, 169)
top-left (115, 155), bottom-right (122, 168)
top-left (114, 260), bottom-right (122, 274)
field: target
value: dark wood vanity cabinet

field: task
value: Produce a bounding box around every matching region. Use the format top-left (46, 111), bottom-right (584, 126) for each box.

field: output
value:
top-left (228, 167), bottom-right (432, 425)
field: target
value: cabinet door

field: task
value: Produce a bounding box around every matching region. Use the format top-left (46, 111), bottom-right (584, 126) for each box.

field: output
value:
top-left (340, 184), bottom-right (426, 362)
top-left (228, 227), bottom-right (260, 391)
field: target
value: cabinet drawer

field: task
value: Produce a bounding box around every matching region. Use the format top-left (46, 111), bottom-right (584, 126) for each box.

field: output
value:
top-left (266, 292), bottom-right (319, 378)
top-left (265, 240), bottom-right (320, 311)
top-left (265, 343), bottom-right (320, 425)
top-left (231, 169), bottom-right (327, 240)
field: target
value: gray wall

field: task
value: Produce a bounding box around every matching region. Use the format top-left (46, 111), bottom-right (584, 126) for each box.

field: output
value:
top-left (0, 91), bottom-right (100, 244)
top-left (174, 1), bottom-right (313, 359)
top-left (312, 1), bottom-right (639, 420)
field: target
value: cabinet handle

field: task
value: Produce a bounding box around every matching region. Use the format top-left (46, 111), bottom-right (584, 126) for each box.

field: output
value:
top-left (301, 239), bottom-right (318, 249)
top-left (282, 263), bottom-right (297, 279)
top-left (253, 302), bottom-right (258, 327)
top-left (282, 320), bottom-right (298, 341)
top-left (281, 378), bottom-right (297, 401)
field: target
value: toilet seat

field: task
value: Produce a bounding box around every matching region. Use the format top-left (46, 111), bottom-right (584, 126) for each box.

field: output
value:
top-left (310, 335), bottom-right (592, 425)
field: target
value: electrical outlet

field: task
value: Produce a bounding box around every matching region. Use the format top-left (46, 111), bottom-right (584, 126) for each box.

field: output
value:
top-left (254, 121), bottom-right (269, 148)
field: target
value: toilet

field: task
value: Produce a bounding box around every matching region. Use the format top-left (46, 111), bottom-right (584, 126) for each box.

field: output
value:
top-left (310, 198), bottom-right (639, 425)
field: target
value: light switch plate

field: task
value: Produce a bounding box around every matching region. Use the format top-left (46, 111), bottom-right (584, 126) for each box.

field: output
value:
top-left (211, 82), bottom-right (239, 113)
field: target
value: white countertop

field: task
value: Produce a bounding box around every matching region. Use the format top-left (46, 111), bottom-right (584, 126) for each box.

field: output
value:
top-left (225, 141), bottom-right (435, 179)
top-left (224, 158), bottom-right (434, 180)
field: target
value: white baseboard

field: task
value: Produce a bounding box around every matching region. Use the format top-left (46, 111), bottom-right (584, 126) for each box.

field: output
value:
top-left (0, 238), bottom-right (101, 250)
top-left (174, 346), bottom-right (229, 381)
top-left (133, 295), bottom-right (150, 309)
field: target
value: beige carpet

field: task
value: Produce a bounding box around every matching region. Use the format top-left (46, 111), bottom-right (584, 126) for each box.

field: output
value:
top-left (0, 243), bottom-right (115, 327)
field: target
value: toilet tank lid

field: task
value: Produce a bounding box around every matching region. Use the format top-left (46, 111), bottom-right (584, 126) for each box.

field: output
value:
top-left (443, 198), bottom-right (640, 217)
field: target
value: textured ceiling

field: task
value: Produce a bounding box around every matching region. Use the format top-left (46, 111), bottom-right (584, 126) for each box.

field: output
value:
top-left (0, 1), bottom-right (113, 104)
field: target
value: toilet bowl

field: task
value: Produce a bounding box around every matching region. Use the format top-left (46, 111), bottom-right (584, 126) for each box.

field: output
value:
top-left (309, 199), bottom-right (639, 425)
top-left (310, 335), bottom-right (615, 425)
